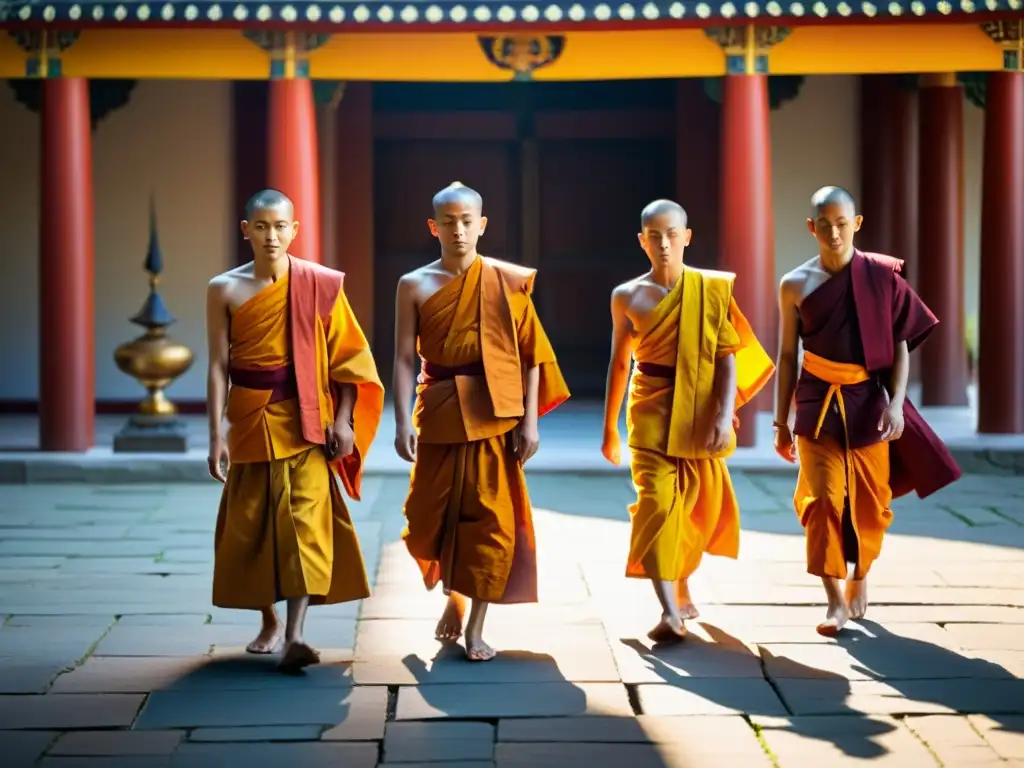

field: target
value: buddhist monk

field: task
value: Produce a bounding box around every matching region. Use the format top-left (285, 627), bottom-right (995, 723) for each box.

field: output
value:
top-left (206, 189), bottom-right (384, 672)
top-left (774, 186), bottom-right (961, 637)
top-left (602, 200), bottom-right (775, 641)
top-left (393, 182), bottom-right (570, 662)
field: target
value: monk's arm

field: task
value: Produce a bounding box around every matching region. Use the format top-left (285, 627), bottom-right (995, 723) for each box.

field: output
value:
top-left (712, 353), bottom-right (738, 419)
top-left (204, 280), bottom-right (230, 443)
top-left (392, 276), bottom-right (419, 431)
top-left (773, 277), bottom-right (801, 427)
top-left (524, 364), bottom-right (540, 424)
top-left (335, 384), bottom-right (356, 427)
top-left (603, 288), bottom-right (635, 434)
top-left (889, 340), bottom-right (909, 410)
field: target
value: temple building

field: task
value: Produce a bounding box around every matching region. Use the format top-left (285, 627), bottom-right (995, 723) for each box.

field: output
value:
top-left (0, 2), bottom-right (1021, 451)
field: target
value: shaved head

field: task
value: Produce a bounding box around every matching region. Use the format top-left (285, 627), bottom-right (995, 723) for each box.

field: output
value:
top-left (641, 199), bottom-right (688, 229)
top-left (432, 182), bottom-right (483, 215)
top-left (244, 188), bottom-right (294, 220)
top-left (810, 186), bottom-right (856, 217)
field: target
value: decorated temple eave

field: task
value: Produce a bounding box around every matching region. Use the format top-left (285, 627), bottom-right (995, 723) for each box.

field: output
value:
top-left (2, 0), bottom-right (1022, 28)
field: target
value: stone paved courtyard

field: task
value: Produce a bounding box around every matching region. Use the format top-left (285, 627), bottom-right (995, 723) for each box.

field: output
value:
top-left (1, 471), bottom-right (1023, 767)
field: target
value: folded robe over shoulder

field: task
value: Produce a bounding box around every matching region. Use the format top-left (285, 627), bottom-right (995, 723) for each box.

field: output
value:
top-left (625, 267), bottom-right (775, 580)
top-left (213, 255), bottom-right (385, 609)
top-left (402, 255), bottom-right (570, 604)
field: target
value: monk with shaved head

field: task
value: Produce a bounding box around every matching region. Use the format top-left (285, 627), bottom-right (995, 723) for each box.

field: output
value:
top-left (206, 189), bottom-right (384, 672)
top-left (602, 198), bottom-right (775, 641)
top-left (774, 185), bottom-right (960, 636)
top-left (393, 182), bottom-right (569, 661)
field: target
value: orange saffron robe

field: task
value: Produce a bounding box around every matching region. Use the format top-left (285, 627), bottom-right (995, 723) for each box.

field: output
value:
top-left (213, 258), bottom-right (385, 609)
top-left (625, 267), bottom-right (775, 581)
top-left (402, 256), bottom-right (570, 604)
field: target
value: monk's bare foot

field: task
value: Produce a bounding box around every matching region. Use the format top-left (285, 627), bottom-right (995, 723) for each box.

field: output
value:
top-left (647, 613), bottom-right (688, 644)
top-left (465, 635), bottom-right (497, 662)
top-left (278, 640), bottom-right (320, 674)
top-left (816, 601), bottom-right (850, 638)
top-left (435, 593), bottom-right (466, 643)
top-left (675, 579), bottom-right (700, 620)
top-left (246, 619), bottom-right (283, 655)
top-left (846, 578), bottom-right (868, 620)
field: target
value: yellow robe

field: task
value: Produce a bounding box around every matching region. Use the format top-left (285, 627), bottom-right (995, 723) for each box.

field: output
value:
top-left (212, 272), bottom-right (384, 609)
top-left (625, 267), bottom-right (774, 581)
top-left (402, 256), bottom-right (570, 604)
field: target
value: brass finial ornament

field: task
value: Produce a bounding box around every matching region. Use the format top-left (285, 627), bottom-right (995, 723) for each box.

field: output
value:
top-left (112, 199), bottom-right (194, 452)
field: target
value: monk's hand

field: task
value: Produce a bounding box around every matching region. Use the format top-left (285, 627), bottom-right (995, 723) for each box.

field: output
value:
top-left (706, 412), bottom-right (732, 454)
top-left (327, 419), bottom-right (355, 461)
top-left (878, 404), bottom-right (905, 442)
top-left (601, 427), bottom-right (621, 466)
top-left (515, 417), bottom-right (540, 465)
top-left (395, 424), bottom-right (417, 463)
top-left (207, 438), bottom-right (229, 483)
top-left (773, 423), bottom-right (797, 463)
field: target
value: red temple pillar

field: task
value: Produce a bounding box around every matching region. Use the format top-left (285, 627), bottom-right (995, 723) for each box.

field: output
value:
top-left (858, 76), bottom-right (896, 256)
top-left (268, 78), bottom-right (320, 263)
top-left (318, 97), bottom-right (339, 270)
top-left (719, 72), bottom-right (773, 447)
top-left (40, 78), bottom-right (95, 451)
top-left (334, 83), bottom-right (375, 342)
top-left (859, 75), bottom-right (920, 379)
top-left (977, 70), bottom-right (1024, 433)
top-left (916, 74), bottom-right (968, 406)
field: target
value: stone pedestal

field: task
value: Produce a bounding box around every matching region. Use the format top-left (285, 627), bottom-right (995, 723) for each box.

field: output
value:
top-left (113, 415), bottom-right (190, 453)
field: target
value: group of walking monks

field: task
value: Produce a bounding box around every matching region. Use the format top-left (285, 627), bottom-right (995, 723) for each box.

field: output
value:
top-left (204, 182), bottom-right (961, 674)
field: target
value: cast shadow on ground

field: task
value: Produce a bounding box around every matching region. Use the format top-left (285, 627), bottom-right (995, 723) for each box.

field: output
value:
top-left (123, 651), bottom-right (357, 733)
top-left (401, 648), bottom-right (679, 768)
top-left (621, 620), bottom-right (1023, 760)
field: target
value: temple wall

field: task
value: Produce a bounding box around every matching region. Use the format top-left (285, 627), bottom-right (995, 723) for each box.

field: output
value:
top-left (0, 75), bottom-right (985, 403)
top-left (0, 79), bottom-right (234, 403)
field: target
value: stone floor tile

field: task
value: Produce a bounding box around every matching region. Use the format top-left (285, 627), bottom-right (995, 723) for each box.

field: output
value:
top-left (498, 714), bottom-right (763, 750)
top-left (610, 633), bottom-right (765, 683)
top-left (760, 640), bottom-right (1015, 681)
top-left (39, 758), bottom-right (172, 768)
top-left (774, 678), bottom-right (1024, 716)
top-left (383, 721), bottom-right (494, 762)
top-left (904, 715), bottom-right (1006, 765)
top-left (53, 654), bottom-right (353, 693)
top-left (188, 726), bottom-right (324, 742)
top-left (355, 620), bottom-right (620, 685)
top-left (0, 730), bottom-right (59, 768)
top-left (169, 741), bottom-right (378, 767)
top-left (635, 680), bottom-right (788, 717)
top-left (49, 730), bottom-right (185, 755)
top-left (753, 715), bottom-right (940, 766)
top-left (136, 685), bottom-right (378, 731)
top-left (495, 741), bottom-right (772, 768)
top-left (0, 694), bottom-right (145, 729)
top-left (969, 715), bottom-right (1024, 759)
top-left (396, 683), bottom-right (633, 720)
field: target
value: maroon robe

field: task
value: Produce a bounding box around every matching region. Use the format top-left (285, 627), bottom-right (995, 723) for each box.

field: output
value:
top-left (795, 250), bottom-right (961, 499)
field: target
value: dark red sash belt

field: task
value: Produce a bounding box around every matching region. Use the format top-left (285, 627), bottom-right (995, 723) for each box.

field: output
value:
top-left (419, 360), bottom-right (485, 381)
top-left (229, 366), bottom-right (298, 404)
top-left (636, 361), bottom-right (675, 378)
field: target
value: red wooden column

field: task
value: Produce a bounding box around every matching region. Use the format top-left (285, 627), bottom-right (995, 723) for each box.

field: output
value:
top-left (266, 34), bottom-right (320, 263)
top-left (334, 83), bottom-right (375, 342)
top-left (40, 78), bottom-right (95, 452)
top-left (917, 74), bottom-right (968, 406)
top-left (859, 75), bottom-right (920, 380)
top-left (858, 76), bottom-right (895, 256)
top-left (714, 28), bottom-right (776, 447)
top-left (977, 69), bottom-right (1024, 433)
